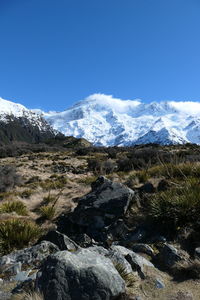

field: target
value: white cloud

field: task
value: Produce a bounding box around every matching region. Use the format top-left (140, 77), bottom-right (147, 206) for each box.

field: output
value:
top-left (85, 93), bottom-right (141, 113)
top-left (169, 101), bottom-right (200, 115)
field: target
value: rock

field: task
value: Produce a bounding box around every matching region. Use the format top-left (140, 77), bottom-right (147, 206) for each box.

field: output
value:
top-left (131, 244), bottom-right (154, 257)
top-left (110, 245), bottom-right (154, 279)
top-left (107, 248), bottom-right (134, 274)
top-left (71, 233), bottom-right (94, 247)
top-left (155, 278), bottom-right (165, 289)
top-left (57, 176), bottom-right (134, 242)
top-left (88, 245), bottom-right (109, 256)
top-left (106, 219), bottom-right (131, 241)
top-left (88, 245), bottom-right (136, 275)
top-left (39, 230), bottom-right (79, 251)
top-left (157, 243), bottom-right (189, 270)
top-left (37, 248), bottom-right (125, 300)
top-left (194, 247), bottom-right (200, 258)
top-left (0, 241), bottom-right (59, 281)
top-left (139, 182), bottom-right (155, 193)
top-left (12, 278), bottom-right (35, 294)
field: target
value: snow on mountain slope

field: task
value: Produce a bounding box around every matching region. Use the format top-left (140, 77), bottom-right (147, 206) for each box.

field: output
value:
top-left (0, 98), bottom-right (57, 143)
top-left (2, 94), bottom-right (200, 146)
top-left (40, 94), bottom-right (200, 146)
top-left (0, 97), bottom-right (51, 132)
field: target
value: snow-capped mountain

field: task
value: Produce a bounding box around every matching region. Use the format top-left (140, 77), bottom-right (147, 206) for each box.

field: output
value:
top-left (2, 94), bottom-right (200, 146)
top-left (41, 94), bottom-right (200, 146)
top-left (0, 97), bottom-right (57, 143)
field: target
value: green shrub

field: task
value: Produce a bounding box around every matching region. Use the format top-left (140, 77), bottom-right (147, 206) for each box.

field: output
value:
top-left (0, 201), bottom-right (28, 215)
top-left (0, 219), bottom-right (42, 254)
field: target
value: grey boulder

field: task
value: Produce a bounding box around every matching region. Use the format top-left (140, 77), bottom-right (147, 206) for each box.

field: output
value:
top-left (37, 248), bottom-right (125, 300)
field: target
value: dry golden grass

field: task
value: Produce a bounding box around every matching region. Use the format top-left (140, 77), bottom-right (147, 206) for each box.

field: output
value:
top-left (12, 291), bottom-right (44, 300)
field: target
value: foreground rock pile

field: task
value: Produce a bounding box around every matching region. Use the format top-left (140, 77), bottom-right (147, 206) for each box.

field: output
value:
top-left (0, 177), bottom-right (199, 299)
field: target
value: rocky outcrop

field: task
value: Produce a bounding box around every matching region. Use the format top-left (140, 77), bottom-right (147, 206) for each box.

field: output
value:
top-left (0, 241), bottom-right (59, 282)
top-left (57, 176), bottom-right (134, 243)
top-left (37, 248), bottom-right (125, 300)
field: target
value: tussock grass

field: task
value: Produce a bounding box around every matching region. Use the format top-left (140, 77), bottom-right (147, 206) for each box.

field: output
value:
top-left (12, 291), bottom-right (44, 300)
top-left (78, 176), bottom-right (97, 185)
top-left (42, 194), bottom-right (57, 204)
top-left (150, 178), bottom-right (200, 228)
top-left (115, 263), bottom-right (135, 288)
top-left (0, 200), bottom-right (28, 215)
top-left (39, 205), bottom-right (56, 220)
top-left (0, 218), bottom-right (42, 255)
top-left (19, 189), bottom-right (34, 198)
top-left (147, 162), bottom-right (200, 179)
top-left (40, 176), bottom-right (67, 190)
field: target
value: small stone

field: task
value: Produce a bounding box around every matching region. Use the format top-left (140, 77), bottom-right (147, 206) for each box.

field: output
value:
top-left (155, 278), bottom-right (165, 289)
top-left (194, 247), bottom-right (200, 258)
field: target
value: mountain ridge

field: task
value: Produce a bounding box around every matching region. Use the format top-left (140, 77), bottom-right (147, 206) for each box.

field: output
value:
top-left (0, 97), bottom-right (58, 144)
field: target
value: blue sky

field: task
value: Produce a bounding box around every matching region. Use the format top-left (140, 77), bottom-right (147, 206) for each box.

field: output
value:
top-left (0, 0), bottom-right (200, 111)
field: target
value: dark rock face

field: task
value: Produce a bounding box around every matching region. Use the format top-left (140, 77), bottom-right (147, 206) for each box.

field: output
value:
top-left (38, 231), bottom-right (79, 251)
top-left (156, 243), bottom-right (189, 270)
top-left (37, 248), bottom-right (125, 300)
top-left (57, 176), bottom-right (134, 243)
top-left (0, 115), bottom-right (56, 144)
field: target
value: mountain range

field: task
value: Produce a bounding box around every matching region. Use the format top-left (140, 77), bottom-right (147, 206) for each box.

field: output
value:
top-left (1, 94), bottom-right (200, 146)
